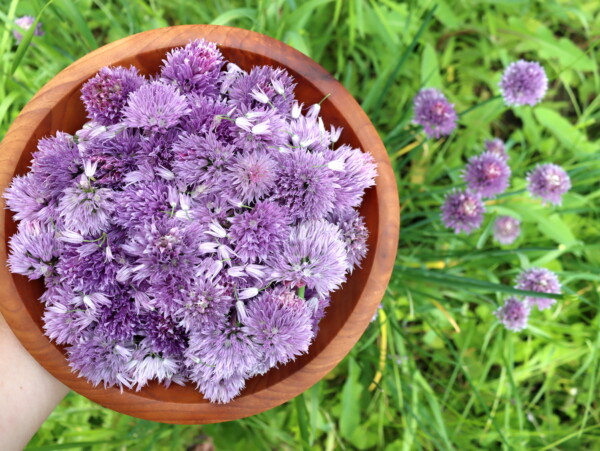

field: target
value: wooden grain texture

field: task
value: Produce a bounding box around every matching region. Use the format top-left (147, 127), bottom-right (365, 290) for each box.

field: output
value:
top-left (0, 25), bottom-right (400, 424)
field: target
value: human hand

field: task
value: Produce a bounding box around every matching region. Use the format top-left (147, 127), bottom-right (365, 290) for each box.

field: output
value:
top-left (0, 311), bottom-right (69, 451)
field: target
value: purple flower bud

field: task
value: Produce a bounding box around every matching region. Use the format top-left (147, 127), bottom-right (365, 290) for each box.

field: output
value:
top-left (59, 230), bottom-right (85, 244)
top-left (307, 103), bottom-right (321, 119)
top-left (206, 222), bottom-right (227, 238)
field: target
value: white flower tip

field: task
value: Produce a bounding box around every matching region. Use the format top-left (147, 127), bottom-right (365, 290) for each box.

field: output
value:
top-left (250, 88), bottom-right (270, 104)
top-left (308, 103), bottom-right (321, 118)
top-left (235, 116), bottom-right (252, 131)
top-left (327, 159), bottom-right (345, 172)
top-left (271, 78), bottom-right (285, 95)
top-left (251, 121), bottom-right (270, 135)
top-left (291, 102), bottom-right (302, 119)
top-left (157, 166), bottom-right (175, 181)
top-left (83, 160), bottom-right (98, 178)
top-left (238, 287), bottom-right (259, 300)
top-left (59, 230), bottom-right (84, 244)
top-left (236, 300), bottom-right (248, 321)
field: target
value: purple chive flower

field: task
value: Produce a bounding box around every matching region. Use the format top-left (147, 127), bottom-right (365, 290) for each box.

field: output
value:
top-left (228, 66), bottom-right (296, 115)
top-left (182, 94), bottom-right (236, 139)
top-left (412, 88), bottom-right (458, 139)
top-left (123, 82), bottom-right (190, 132)
top-left (287, 114), bottom-right (329, 152)
top-left (43, 300), bottom-right (95, 345)
top-left (526, 163), bottom-right (571, 206)
top-left (441, 189), bottom-right (485, 234)
top-left (56, 239), bottom-right (122, 295)
top-left (515, 267), bottom-right (561, 311)
top-left (229, 201), bottom-right (291, 262)
top-left (114, 180), bottom-right (170, 228)
top-left (174, 275), bottom-right (233, 331)
top-left (67, 333), bottom-right (134, 390)
top-left (42, 287), bottom-right (112, 345)
top-left (193, 368), bottom-right (247, 404)
top-left (122, 219), bottom-right (203, 287)
top-left (484, 138), bottom-right (508, 161)
top-left (58, 181), bottom-right (115, 236)
top-left (325, 145), bottom-right (377, 214)
top-left (273, 150), bottom-right (337, 221)
top-left (494, 297), bottom-right (531, 332)
top-left (171, 132), bottom-right (235, 190)
top-left (233, 108), bottom-right (288, 151)
top-left (75, 121), bottom-right (123, 154)
top-left (330, 209), bottom-right (369, 272)
top-left (463, 151), bottom-right (511, 198)
top-left (229, 151), bottom-right (278, 204)
top-left (81, 66), bottom-right (145, 125)
top-left (493, 216), bottom-right (521, 245)
top-left (13, 16), bottom-right (43, 43)
top-left (8, 221), bottom-right (60, 279)
top-left (4, 173), bottom-right (51, 222)
top-left (186, 325), bottom-right (260, 382)
top-left (138, 312), bottom-right (187, 356)
top-left (272, 220), bottom-right (348, 296)
top-left (97, 292), bottom-right (139, 341)
top-left (499, 60), bottom-right (548, 106)
top-left (31, 132), bottom-right (81, 195)
top-left (243, 287), bottom-right (313, 368)
top-left (128, 345), bottom-right (181, 390)
top-left (85, 129), bottom-right (140, 187)
top-left (160, 39), bottom-right (224, 97)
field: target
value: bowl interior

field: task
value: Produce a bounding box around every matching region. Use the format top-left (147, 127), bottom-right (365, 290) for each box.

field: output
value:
top-left (5, 42), bottom-right (379, 405)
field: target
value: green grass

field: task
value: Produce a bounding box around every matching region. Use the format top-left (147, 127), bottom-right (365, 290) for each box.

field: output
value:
top-left (1, 0), bottom-right (599, 449)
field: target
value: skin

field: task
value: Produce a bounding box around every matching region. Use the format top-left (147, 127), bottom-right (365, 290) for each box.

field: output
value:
top-left (0, 312), bottom-right (69, 451)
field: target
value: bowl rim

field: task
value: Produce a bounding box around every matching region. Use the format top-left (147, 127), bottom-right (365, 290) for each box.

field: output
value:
top-left (0, 24), bottom-right (399, 424)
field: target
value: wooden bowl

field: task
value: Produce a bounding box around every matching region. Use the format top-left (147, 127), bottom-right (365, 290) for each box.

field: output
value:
top-left (0, 25), bottom-right (399, 424)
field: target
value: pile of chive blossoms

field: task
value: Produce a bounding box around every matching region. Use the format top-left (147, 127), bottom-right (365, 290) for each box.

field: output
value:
top-left (4, 40), bottom-right (377, 403)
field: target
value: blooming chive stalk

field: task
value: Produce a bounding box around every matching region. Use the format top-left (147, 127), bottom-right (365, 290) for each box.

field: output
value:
top-left (526, 163), bottom-right (571, 205)
top-left (493, 216), bottom-right (521, 245)
top-left (412, 88), bottom-right (458, 138)
top-left (499, 60), bottom-right (548, 107)
top-left (13, 16), bottom-right (44, 43)
top-left (495, 297), bottom-right (531, 332)
top-left (515, 268), bottom-right (561, 311)
top-left (441, 189), bottom-right (486, 234)
top-left (463, 152), bottom-right (511, 198)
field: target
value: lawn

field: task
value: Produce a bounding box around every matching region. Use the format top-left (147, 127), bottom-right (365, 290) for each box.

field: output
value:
top-left (1, 0), bottom-right (600, 449)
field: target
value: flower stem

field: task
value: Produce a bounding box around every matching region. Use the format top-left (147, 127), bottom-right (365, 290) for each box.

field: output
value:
top-left (297, 286), bottom-right (306, 299)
